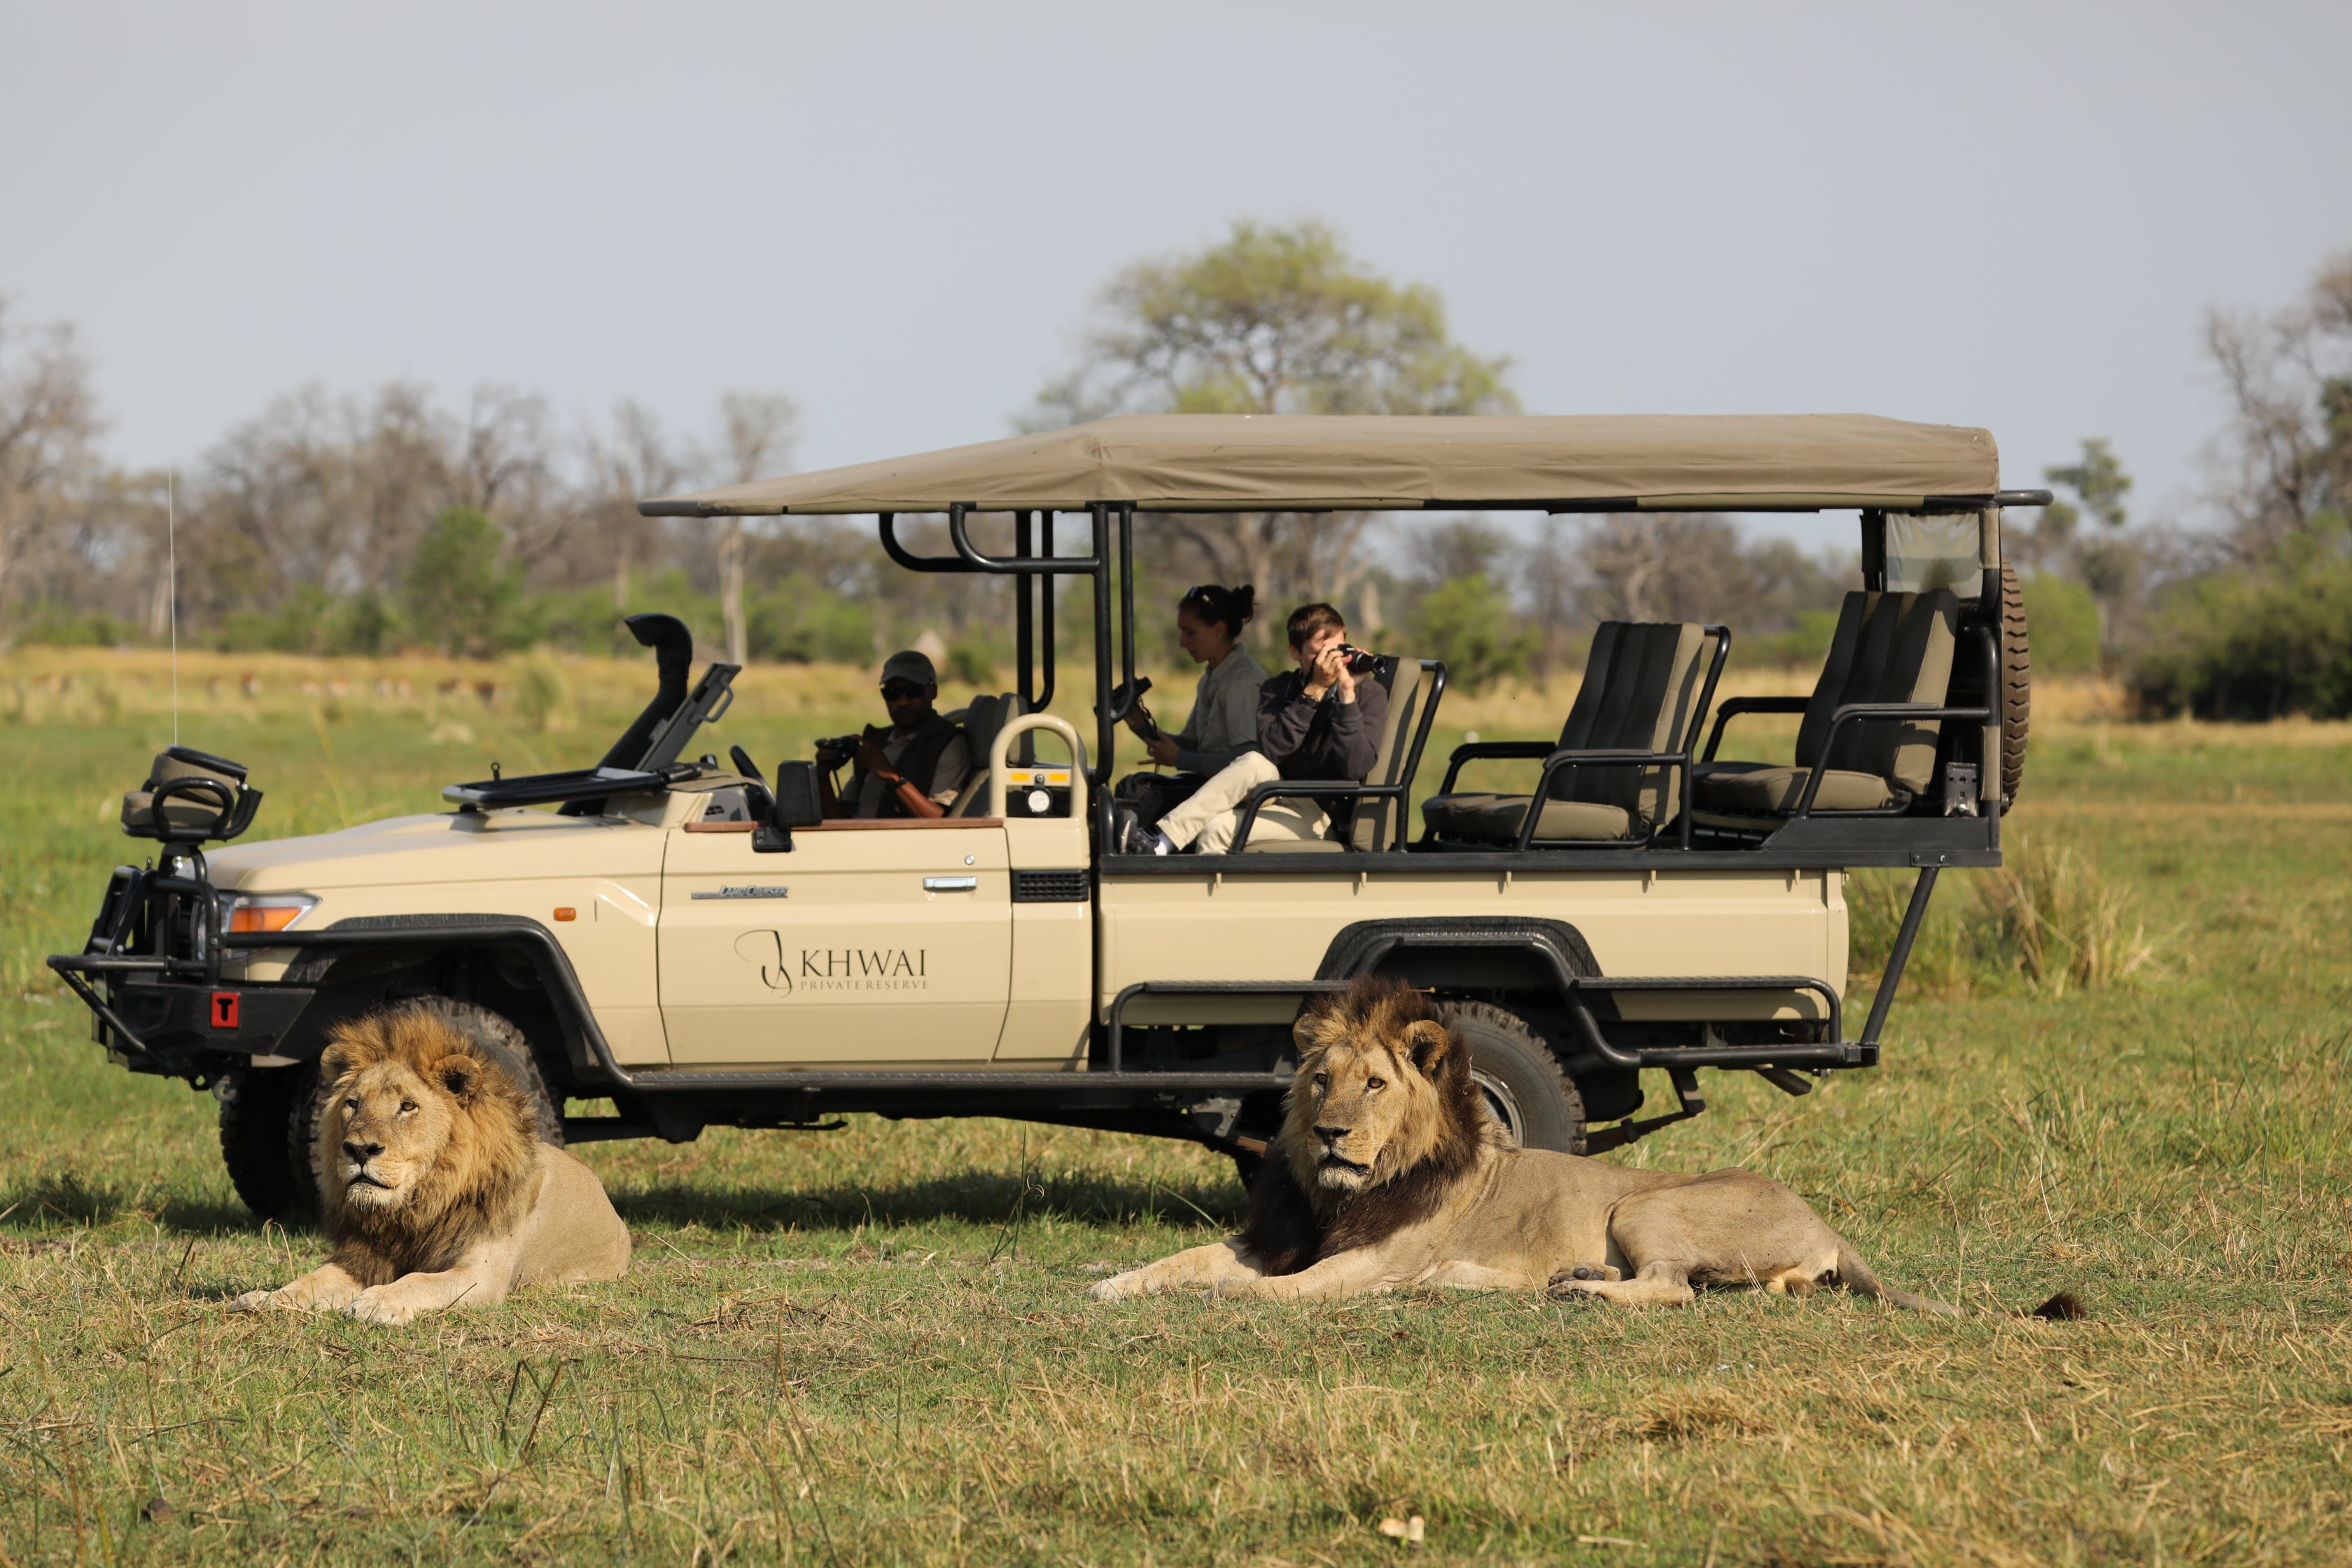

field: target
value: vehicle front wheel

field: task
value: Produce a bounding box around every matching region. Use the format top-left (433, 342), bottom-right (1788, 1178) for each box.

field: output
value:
top-left (216, 1063), bottom-right (321, 1222)
top-left (1438, 1000), bottom-right (1586, 1154)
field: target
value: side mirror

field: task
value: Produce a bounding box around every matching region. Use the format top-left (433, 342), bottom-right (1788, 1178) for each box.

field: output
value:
top-left (755, 760), bottom-right (825, 853)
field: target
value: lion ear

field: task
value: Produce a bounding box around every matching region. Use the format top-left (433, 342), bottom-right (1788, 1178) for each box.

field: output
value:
top-left (429, 1054), bottom-right (482, 1102)
top-left (1404, 1019), bottom-right (1454, 1076)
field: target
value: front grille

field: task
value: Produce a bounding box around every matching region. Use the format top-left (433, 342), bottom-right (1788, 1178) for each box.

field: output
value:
top-left (1011, 869), bottom-right (1090, 903)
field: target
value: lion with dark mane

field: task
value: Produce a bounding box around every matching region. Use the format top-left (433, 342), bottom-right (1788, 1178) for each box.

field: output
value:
top-left (233, 1003), bottom-right (630, 1326)
top-left (1094, 977), bottom-right (2080, 1319)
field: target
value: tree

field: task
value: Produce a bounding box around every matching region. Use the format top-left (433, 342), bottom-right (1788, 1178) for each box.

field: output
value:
top-left (715, 391), bottom-right (799, 665)
top-left (2040, 437), bottom-right (2139, 660)
top-left (1408, 573), bottom-right (1536, 694)
top-left (0, 299), bottom-right (104, 621)
top-left (405, 506), bottom-right (519, 657)
top-left (1033, 220), bottom-right (1517, 629)
top-left (2203, 249), bottom-right (2352, 560)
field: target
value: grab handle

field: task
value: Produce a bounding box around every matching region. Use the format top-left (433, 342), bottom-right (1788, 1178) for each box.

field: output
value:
top-left (988, 713), bottom-right (1088, 821)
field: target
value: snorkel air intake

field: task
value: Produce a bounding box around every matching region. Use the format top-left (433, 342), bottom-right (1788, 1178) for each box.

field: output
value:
top-left (597, 613), bottom-right (694, 771)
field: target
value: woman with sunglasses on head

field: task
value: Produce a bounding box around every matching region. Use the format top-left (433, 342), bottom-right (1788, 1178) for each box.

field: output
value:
top-left (1124, 584), bottom-right (1268, 776)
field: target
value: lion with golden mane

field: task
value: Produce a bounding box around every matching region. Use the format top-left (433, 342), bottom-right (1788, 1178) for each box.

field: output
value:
top-left (232, 1003), bottom-right (630, 1326)
top-left (1094, 978), bottom-right (2078, 1317)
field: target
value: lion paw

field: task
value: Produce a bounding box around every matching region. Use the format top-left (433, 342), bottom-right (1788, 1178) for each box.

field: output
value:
top-left (343, 1289), bottom-right (419, 1326)
top-left (229, 1289), bottom-right (284, 1314)
top-left (1545, 1269), bottom-right (1608, 1304)
top-left (1088, 1273), bottom-right (1143, 1303)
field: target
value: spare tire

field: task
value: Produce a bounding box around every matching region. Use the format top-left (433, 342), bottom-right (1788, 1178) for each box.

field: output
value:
top-left (1998, 561), bottom-right (2030, 808)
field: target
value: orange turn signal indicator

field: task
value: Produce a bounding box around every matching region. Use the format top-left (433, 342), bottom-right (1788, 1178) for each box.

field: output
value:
top-left (224, 895), bottom-right (317, 934)
top-left (554, 907), bottom-right (578, 922)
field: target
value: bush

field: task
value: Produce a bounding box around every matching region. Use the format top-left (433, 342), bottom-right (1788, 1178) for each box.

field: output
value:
top-left (1408, 574), bottom-right (1536, 694)
top-left (1740, 606), bottom-right (1842, 671)
top-left (405, 507), bottom-right (521, 657)
top-left (1849, 836), bottom-right (2156, 999)
top-left (2021, 572), bottom-right (2101, 676)
top-left (10, 608), bottom-right (141, 648)
top-left (2129, 545), bottom-right (2352, 718)
top-left (511, 650), bottom-right (575, 732)
top-left (748, 578), bottom-right (875, 664)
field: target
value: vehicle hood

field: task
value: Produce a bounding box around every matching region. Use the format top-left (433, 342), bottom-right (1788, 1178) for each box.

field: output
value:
top-left (206, 809), bottom-right (662, 892)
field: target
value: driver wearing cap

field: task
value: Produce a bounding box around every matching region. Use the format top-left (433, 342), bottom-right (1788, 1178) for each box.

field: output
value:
top-left (818, 650), bottom-right (972, 819)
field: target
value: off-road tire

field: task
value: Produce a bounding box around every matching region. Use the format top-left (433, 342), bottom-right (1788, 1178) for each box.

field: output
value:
top-left (1438, 1000), bottom-right (1586, 1155)
top-left (1998, 561), bottom-right (2030, 808)
top-left (217, 1062), bottom-right (322, 1223)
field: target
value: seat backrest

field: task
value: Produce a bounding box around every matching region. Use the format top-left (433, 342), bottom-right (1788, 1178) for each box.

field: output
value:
top-left (1795, 591), bottom-right (1958, 794)
top-left (1347, 655), bottom-right (1434, 850)
top-left (1550, 622), bottom-right (1714, 824)
top-left (1556, 622), bottom-right (1633, 749)
top-left (948, 693), bottom-right (1026, 817)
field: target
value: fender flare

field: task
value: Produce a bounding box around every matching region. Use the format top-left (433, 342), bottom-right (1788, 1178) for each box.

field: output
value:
top-left (1315, 916), bottom-right (1601, 997)
top-left (258, 916), bottom-right (620, 1086)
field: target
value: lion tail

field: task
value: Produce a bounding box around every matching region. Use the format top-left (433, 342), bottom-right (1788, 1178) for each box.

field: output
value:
top-left (1835, 1242), bottom-right (2085, 1321)
top-left (1834, 1242), bottom-right (1963, 1317)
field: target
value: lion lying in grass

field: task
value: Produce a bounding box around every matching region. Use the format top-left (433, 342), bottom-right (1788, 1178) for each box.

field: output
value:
top-left (232, 1004), bottom-right (629, 1326)
top-left (1094, 977), bottom-right (2079, 1318)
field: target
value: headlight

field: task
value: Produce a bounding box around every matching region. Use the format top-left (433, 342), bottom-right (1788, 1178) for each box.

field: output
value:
top-left (220, 892), bottom-right (320, 934)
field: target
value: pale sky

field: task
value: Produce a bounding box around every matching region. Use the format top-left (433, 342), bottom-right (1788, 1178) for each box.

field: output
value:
top-left (4, 2), bottom-right (2346, 552)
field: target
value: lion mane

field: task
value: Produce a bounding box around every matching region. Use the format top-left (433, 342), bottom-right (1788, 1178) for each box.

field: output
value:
top-left (1238, 976), bottom-right (1499, 1274)
top-left (314, 1004), bottom-right (541, 1286)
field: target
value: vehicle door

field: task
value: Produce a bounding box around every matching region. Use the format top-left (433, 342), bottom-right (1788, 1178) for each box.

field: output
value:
top-left (657, 817), bottom-right (1013, 1067)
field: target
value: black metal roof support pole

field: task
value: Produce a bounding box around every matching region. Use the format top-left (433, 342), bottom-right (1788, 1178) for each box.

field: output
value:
top-left (1858, 864), bottom-right (1939, 1059)
top-left (1038, 512), bottom-right (1056, 710)
top-left (1015, 510), bottom-right (1035, 710)
top-left (1089, 503), bottom-right (1113, 787)
top-left (1118, 504), bottom-right (1138, 715)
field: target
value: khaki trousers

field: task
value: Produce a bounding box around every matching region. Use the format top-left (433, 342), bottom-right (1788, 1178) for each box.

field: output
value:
top-left (1158, 752), bottom-right (1331, 853)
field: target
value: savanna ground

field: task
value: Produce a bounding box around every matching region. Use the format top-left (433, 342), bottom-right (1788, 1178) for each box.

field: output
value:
top-left (1, 648), bottom-right (2348, 1566)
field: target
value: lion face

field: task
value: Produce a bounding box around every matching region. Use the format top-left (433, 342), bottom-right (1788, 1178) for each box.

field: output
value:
top-left (323, 1053), bottom-right (479, 1212)
top-left (1284, 999), bottom-right (1458, 1197)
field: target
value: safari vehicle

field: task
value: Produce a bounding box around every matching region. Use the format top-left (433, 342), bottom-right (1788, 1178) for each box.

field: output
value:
top-left (51, 414), bottom-right (2045, 1218)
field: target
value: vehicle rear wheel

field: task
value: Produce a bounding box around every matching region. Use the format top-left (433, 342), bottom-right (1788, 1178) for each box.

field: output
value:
top-left (216, 1063), bottom-right (321, 1223)
top-left (1999, 561), bottom-right (2031, 808)
top-left (1438, 1000), bottom-right (1586, 1154)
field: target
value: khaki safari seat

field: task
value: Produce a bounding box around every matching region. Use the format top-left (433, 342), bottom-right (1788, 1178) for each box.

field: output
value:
top-left (120, 746), bottom-right (259, 841)
top-left (948, 693), bottom-right (1027, 818)
top-left (1237, 654), bottom-right (1441, 853)
top-left (1422, 622), bottom-right (1724, 848)
top-left (1691, 589), bottom-right (1959, 824)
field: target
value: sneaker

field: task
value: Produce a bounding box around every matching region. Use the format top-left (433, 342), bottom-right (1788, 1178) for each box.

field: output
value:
top-left (1112, 806), bottom-right (1176, 855)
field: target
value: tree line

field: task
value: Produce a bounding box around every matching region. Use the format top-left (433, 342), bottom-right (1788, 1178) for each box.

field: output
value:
top-left (2, 224), bottom-right (2346, 711)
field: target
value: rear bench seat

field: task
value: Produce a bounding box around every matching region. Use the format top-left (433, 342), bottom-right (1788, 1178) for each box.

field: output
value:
top-left (1421, 621), bottom-right (1722, 848)
top-left (1691, 589), bottom-right (1958, 823)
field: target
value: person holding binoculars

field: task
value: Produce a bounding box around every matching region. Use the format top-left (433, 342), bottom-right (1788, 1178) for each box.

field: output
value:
top-left (815, 650), bottom-right (971, 820)
top-left (1115, 601), bottom-right (1386, 855)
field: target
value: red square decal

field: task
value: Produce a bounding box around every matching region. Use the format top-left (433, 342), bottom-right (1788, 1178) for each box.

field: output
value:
top-left (209, 992), bottom-right (240, 1030)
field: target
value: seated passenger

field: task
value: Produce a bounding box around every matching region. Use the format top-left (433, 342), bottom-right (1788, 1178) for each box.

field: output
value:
top-left (816, 650), bottom-right (970, 820)
top-left (1116, 603), bottom-right (1388, 855)
top-left (1124, 582), bottom-right (1270, 775)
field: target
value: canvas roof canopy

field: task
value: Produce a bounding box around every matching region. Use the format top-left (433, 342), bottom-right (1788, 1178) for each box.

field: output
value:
top-left (640, 412), bottom-right (2005, 518)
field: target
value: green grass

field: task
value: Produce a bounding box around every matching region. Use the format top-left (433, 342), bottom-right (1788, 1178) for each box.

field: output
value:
top-left (3, 660), bottom-right (2350, 1564)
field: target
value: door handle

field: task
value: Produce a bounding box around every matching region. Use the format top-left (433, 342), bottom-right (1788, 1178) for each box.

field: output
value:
top-left (923, 876), bottom-right (979, 892)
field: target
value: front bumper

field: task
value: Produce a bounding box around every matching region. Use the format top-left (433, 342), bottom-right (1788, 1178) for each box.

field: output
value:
top-left (48, 957), bottom-right (315, 1078)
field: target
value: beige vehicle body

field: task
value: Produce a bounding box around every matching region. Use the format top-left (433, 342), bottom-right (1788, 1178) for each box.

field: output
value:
top-left (53, 415), bottom-right (2037, 1211)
